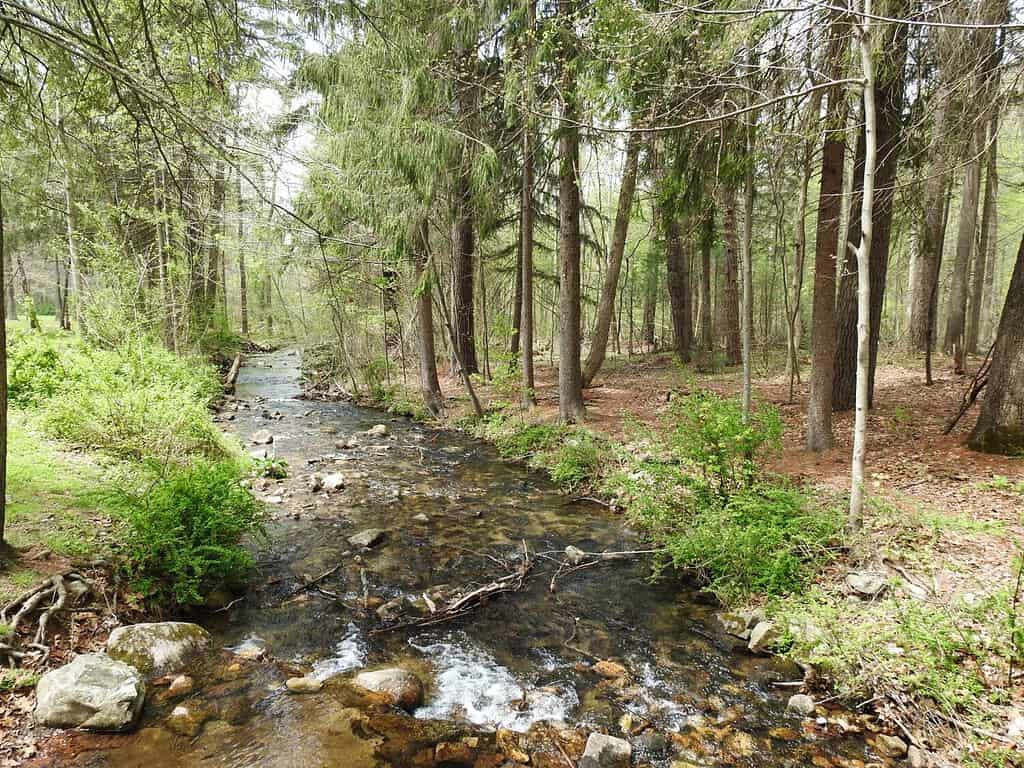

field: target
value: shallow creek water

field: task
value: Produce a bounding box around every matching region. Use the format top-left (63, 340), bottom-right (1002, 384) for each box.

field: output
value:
top-left (51, 350), bottom-right (886, 768)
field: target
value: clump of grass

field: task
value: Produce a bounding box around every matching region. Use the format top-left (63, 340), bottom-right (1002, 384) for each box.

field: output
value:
top-left (8, 330), bottom-right (231, 461)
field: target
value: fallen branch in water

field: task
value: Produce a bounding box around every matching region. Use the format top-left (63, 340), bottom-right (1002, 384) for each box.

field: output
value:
top-left (282, 564), bottom-right (343, 600)
top-left (0, 571), bottom-right (92, 666)
top-left (372, 541), bottom-right (533, 634)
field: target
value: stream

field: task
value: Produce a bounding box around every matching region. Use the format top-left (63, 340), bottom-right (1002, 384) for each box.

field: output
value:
top-left (52, 350), bottom-right (885, 767)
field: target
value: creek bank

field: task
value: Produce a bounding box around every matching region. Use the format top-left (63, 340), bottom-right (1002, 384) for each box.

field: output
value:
top-left (297, 354), bottom-right (937, 764)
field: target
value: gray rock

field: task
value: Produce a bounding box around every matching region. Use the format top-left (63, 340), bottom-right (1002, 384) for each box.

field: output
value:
top-left (565, 545), bottom-right (588, 565)
top-left (747, 621), bottom-right (779, 654)
top-left (874, 733), bottom-right (908, 758)
top-left (580, 732), bottom-right (631, 768)
top-left (322, 473), bottom-right (346, 492)
top-left (413, 513), bottom-right (430, 523)
top-left (107, 621), bottom-right (210, 677)
top-left (308, 474), bottom-right (324, 492)
top-left (348, 528), bottom-right (386, 549)
top-left (908, 745), bottom-right (925, 767)
top-left (716, 612), bottom-right (752, 640)
top-left (786, 694), bottom-right (815, 716)
top-left (251, 430), bottom-right (274, 445)
top-left (35, 653), bottom-right (145, 731)
top-left (845, 570), bottom-right (888, 598)
top-left (364, 424), bottom-right (388, 438)
top-left (352, 668), bottom-right (423, 711)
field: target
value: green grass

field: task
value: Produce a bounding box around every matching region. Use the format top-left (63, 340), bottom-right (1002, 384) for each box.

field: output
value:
top-left (3, 411), bottom-right (111, 558)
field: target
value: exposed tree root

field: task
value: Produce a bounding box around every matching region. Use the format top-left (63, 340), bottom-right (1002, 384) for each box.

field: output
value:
top-left (0, 571), bottom-right (92, 667)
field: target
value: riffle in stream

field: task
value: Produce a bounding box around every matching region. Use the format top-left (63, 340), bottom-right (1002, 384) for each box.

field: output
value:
top-left (49, 350), bottom-right (887, 768)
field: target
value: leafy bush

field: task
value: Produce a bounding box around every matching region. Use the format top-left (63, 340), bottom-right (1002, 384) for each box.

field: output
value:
top-left (113, 460), bottom-right (265, 608)
top-left (544, 432), bottom-right (608, 490)
top-left (666, 391), bottom-right (782, 498)
top-left (661, 481), bottom-right (842, 601)
top-left (7, 330), bottom-right (66, 407)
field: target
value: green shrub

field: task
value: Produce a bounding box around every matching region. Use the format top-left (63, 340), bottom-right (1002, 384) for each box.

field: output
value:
top-left (491, 423), bottom-right (564, 460)
top-left (7, 330), bottom-right (67, 407)
top-left (544, 432), bottom-right (607, 490)
top-left (661, 481), bottom-right (842, 602)
top-left (666, 391), bottom-right (782, 498)
top-left (113, 460), bottom-right (266, 608)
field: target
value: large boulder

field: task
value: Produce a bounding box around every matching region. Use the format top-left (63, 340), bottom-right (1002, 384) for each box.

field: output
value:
top-left (580, 733), bottom-right (631, 768)
top-left (352, 668), bottom-right (423, 711)
top-left (35, 653), bottom-right (145, 731)
top-left (107, 621), bottom-right (210, 677)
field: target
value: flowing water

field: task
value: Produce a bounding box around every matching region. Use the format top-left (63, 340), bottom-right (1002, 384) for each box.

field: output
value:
top-left (51, 350), bottom-right (885, 768)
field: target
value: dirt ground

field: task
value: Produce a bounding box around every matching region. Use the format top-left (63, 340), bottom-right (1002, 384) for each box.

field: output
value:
top-left (434, 347), bottom-right (1024, 621)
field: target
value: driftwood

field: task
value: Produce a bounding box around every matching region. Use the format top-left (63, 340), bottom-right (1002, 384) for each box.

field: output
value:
top-left (943, 344), bottom-right (994, 434)
top-left (372, 541), bottom-right (533, 634)
top-left (0, 571), bottom-right (92, 666)
top-left (224, 354), bottom-right (242, 394)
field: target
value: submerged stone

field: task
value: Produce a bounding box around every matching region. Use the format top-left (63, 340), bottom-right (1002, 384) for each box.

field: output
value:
top-left (352, 668), bottom-right (423, 711)
top-left (348, 528), bottom-right (386, 548)
top-left (787, 694), bottom-right (816, 716)
top-left (251, 429), bottom-right (274, 445)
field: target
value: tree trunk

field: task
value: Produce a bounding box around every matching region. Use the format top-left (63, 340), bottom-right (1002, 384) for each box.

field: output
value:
top-left (557, 0), bottom-right (584, 422)
top-left (510, 236), bottom-right (522, 360)
top-left (519, 0), bottom-right (537, 407)
top-left (640, 246), bottom-right (658, 350)
top-left (720, 188), bottom-right (741, 365)
top-left (412, 218), bottom-right (443, 416)
top-left (969, 232), bottom-right (1024, 454)
top-left (967, 118), bottom-right (998, 354)
top-left (698, 211), bottom-right (714, 352)
top-left (582, 130), bottom-right (641, 386)
top-left (665, 214), bottom-right (692, 363)
top-left (206, 158), bottom-right (226, 316)
top-left (907, 92), bottom-right (950, 352)
top-left (943, 124), bottom-right (983, 372)
top-left (0, 183), bottom-right (7, 544)
top-left (236, 168), bottom-right (249, 335)
top-left (452, 172), bottom-right (478, 375)
top-left (740, 126), bottom-right (755, 420)
top-left (806, 73), bottom-right (848, 451)
top-left (832, 11), bottom-right (908, 409)
top-left (849, 10), bottom-right (878, 528)
top-left (4, 250), bottom-right (16, 321)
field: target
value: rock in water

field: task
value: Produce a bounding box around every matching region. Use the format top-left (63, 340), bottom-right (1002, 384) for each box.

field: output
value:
top-left (874, 733), bottom-right (909, 758)
top-left (286, 676), bottom-right (323, 694)
top-left (352, 668), bottom-right (423, 711)
top-left (593, 660), bottom-right (627, 679)
top-left (107, 622), bottom-right (210, 676)
top-left (565, 545), bottom-right (588, 565)
top-left (251, 429), bottom-right (274, 445)
top-left (35, 653), bottom-right (145, 731)
top-left (347, 528), bottom-right (386, 549)
top-left (747, 621), bottom-right (779, 654)
top-left (786, 694), bottom-right (816, 716)
top-left (845, 570), bottom-right (889, 598)
top-left (322, 473), bottom-right (346, 492)
top-left (364, 424), bottom-right (388, 438)
top-left (580, 733), bottom-right (631, 768)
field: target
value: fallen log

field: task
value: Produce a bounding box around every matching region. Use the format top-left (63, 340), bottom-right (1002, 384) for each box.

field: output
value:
top-left (224, 353), bottom-right (242, 394)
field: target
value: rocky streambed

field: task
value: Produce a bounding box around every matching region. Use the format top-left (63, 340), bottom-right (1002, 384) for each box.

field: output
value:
top-left (31, 350), bottom-right (906, 767)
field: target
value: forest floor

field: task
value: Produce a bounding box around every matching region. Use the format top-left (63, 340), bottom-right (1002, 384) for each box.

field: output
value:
top-left (0, 414), bottom-right (127, 767)
top-left (403, 347), bottom-right (1024, 766)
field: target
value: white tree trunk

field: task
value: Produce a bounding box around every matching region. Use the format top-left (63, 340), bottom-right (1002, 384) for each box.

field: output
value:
top-left (850, 4), bottom-right (876, 528)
